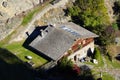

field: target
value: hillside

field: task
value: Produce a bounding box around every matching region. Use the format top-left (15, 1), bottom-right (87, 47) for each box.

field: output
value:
top-left (0, 0), bottom-right (120, 80)
top-left (0, 0), bottom-right (41, 41)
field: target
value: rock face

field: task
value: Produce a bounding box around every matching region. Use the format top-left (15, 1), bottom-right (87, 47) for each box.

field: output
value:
top-left (0, 16), bottom-right (22, 40)
top-left (35, 7), bottom-right (71, 26)
top-left (0, 0), bottom-right (40, 20)
top-left (0, 0), bottom-right (42, 40)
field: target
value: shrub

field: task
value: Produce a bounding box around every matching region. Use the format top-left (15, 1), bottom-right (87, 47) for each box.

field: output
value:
top-left (93, 48), bottom-right (103, 66)
top-left (112, 23), bottom-right (119, 30)
top-left (59, 57), bottom-right (73, 70)
top-left (93, 48), bottom-right (101, 59)
top-left (58, 57), bottom-right (81, 76)
top-left (72, 64), bottom-right (81, 75)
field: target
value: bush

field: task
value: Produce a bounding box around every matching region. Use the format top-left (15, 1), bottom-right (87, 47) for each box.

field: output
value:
top-left (93, 48), bottom-right (103, 66)
top-left (93, 48), bottom-right (101, 59)
top-left (58, 57), bottom-right (81, 76)
top-left (58, 57), bottom-right (73, 70)
top-left (72, 64), bottom-right (81, 75)
top-left (112, 23), bottom-right (119, 30)
top-left (97, 26), bottom-right (115, 46)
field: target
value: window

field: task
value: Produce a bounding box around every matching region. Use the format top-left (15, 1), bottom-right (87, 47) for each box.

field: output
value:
top-left (60, 26), bottom-right (80, 37)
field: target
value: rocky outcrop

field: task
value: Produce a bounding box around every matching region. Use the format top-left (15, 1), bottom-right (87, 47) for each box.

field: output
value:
top-left (9, 0), bottom-right (70, 43)
top-left (0, 0), bottom-right (41, 20)
top-left (0, 16), bottom-right (22, 40)
top-left (36, 7), bottom-right (71, 25)
top-left (0, 0), bottom-right (43, 40)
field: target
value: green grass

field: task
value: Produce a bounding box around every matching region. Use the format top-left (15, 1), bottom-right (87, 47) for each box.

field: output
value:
top-left (0, 33), bottom-right (48, 68)
top-left (92, 70), bottom-right (115, 80)
top-left (0, 0), bottom-right (52, 67)
top-left (105, 56), bottom-right (120, 68)
top-left (0, 1), bottom-right (50, 68)
top-left (0, 47), bottom-right (35, 80)
top-left (21, 10), bottom-right (37, 25)
top-left (102, 72), bottom-right (115, 80)
top-left (3, 41), bottom-right (48, 68)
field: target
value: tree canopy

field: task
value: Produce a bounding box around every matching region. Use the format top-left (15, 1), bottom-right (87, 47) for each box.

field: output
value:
top-left (68, 0), bottom-right (110, 28)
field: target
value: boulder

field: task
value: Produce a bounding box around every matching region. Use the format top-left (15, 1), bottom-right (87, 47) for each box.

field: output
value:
top-left (2, 1), bottom-right (7, 7)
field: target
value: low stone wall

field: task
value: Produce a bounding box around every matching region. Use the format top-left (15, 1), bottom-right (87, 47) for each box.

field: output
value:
top-left (39, 61), bottom-right (57, 71)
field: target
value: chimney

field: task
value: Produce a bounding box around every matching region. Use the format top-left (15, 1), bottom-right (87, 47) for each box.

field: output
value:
top-left (40, 29), bottom-right (47, 37)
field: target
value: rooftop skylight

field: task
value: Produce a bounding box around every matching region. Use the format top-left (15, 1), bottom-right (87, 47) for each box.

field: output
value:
top-left (60, 26), bottom-right (80, 37)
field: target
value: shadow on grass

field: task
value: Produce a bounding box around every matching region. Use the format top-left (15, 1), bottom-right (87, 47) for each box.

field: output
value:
top-left (0, 48), bottom-right (35, 80)
top-left (23, 26), bottom-right (52, 61)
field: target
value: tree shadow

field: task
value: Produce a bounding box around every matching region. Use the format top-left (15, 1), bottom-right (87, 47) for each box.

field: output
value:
top-left (115, 54), bottom-right (120, 61)
top-left (78, 65), bottom-right (95, 80)
top-left (23, 26), bottom-right (52, 61)
top-left (0, 48), bottom-right (35, 80)
top-left (44, 64), bottom-right (95, 80)
top-left (112, 1), bottom-right (120, 15)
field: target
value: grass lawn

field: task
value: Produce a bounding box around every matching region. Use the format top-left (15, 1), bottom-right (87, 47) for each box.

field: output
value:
top-left (2, 41), bottom-right (48, 68)
top-left (105, 56), bottom-right (120, 68)
top-left (0, 39), bottom-right (48, 79)
top-left (0, 48), bottom-right (35, 80)
top-left (92, 70), bottom-right (115, 80)
top-left (102, 72), bottom-right (115, 80)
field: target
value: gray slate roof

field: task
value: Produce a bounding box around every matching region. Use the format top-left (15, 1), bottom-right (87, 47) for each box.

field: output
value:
top-left (55, 22), bottom-right (98, 39)
top-left (30, 22), bottom-right (98, 60)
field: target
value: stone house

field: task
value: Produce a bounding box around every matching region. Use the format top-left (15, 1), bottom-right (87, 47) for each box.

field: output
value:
top-left (29, 22), bottom-right (98, 63)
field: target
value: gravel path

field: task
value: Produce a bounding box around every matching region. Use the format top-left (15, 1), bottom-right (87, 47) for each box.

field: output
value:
top-left (99, 56), bottom-right (120, 80)
top-left (97, 68), bottom-right (120, 80)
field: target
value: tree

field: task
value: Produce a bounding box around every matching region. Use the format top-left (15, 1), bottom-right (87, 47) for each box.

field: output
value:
top-left (93, 48), bottom-right (101, 60)
top-left (58, 57), bottom-right (81, 76)
top-left (68, 6), bottom-right (81, 16)
top-left (93, 47), bottom-right (104, 66)
top-left (113, 1), bottom-right (120, 29)
top-left (58, 57), bottom-right (73, 70)
top-left (100, 26), bottom-right (115, 45)
top-left (67, 0), bottom-right (109, 28)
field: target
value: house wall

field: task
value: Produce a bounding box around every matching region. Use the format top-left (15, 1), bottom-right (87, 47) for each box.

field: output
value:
top-left (68, 41), bottom-right (94, 62)
top-left (71, 38), bottom-right (94, 52)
